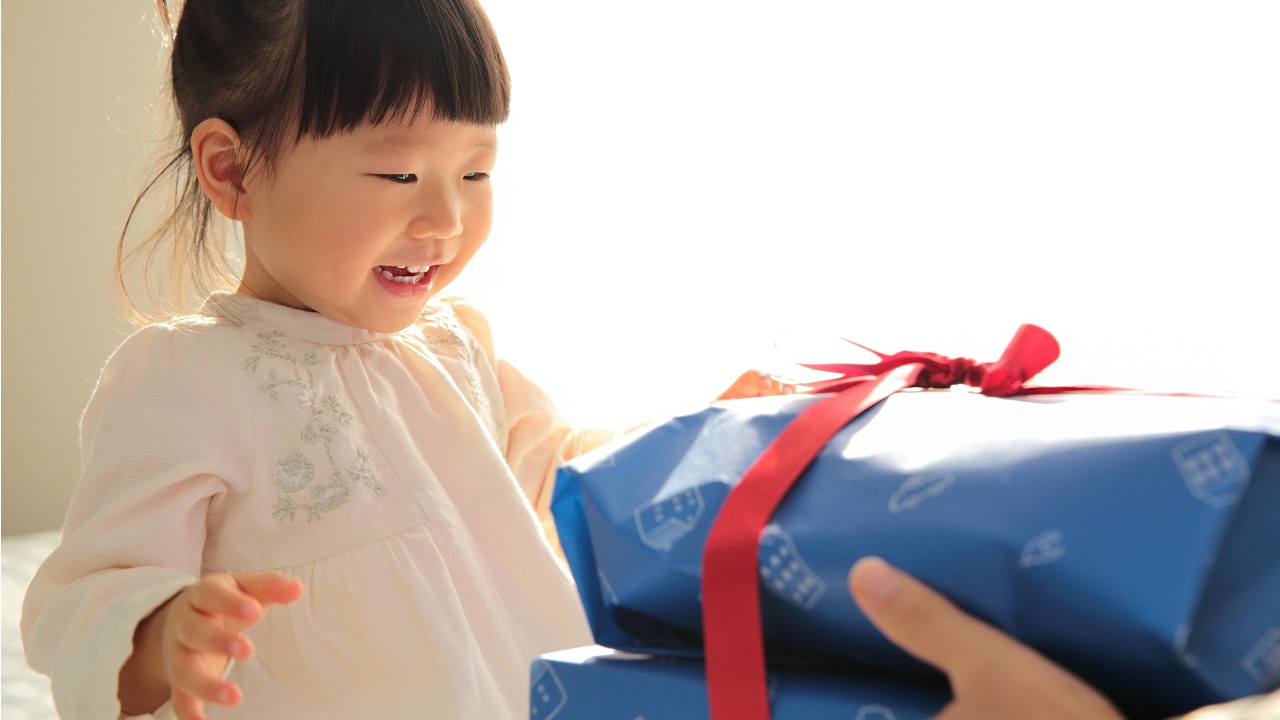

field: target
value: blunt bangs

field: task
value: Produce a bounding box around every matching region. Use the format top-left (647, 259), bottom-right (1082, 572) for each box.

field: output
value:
top-left (298, 0), bottom-right (510, 139)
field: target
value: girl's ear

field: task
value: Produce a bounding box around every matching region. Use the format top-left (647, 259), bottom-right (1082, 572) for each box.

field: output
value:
top-left (191, 118), bottom-right (252, 221)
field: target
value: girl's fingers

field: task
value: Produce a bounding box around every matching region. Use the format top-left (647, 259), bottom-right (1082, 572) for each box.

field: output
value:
top-left (158, 576), bottom-right (289, 720)
top-left (717, 369), bottom-right (800, 401)
top-left (162, 574), bottom-right (301, 718)
top-left (172, 610), bottom-right (253, 659)
top-left (231, 572), bottom-right (305, 607)
top-left (716, 370), bottom-right (759, 401)
top-left (185, 573), bottom-right (303, 627)
top-left (171, 690), bottom-right (207, 720)
top-left (169, 649), bottom-right (240, 711)
top-left (186, 576), bottom-right (261, 622)
top-left (764, 374), bottom-right (799, 395)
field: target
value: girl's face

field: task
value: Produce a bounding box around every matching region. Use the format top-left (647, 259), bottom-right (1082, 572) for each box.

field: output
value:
top-left (238, 116), bottom-right (497, 333)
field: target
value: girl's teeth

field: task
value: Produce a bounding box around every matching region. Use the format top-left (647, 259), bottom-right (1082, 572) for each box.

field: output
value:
top-left (376, 265), bottom-right (430, 283)
top-left (379, 269), bottom-right (427, 283)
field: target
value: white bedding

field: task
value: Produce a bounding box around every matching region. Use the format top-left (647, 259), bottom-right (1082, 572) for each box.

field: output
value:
top-left (2, 530), bottom-right (60, 720)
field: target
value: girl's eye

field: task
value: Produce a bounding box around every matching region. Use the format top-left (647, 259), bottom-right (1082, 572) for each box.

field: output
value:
top-left (380, 173), bottom-right (416, 184)
top-left (464, 172), bottom-right (490, 181)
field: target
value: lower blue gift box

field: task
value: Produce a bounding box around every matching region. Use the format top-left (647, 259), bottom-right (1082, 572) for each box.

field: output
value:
top-left (552, 390), bottom-right (1280, 718)
top-left (530, 645), bottom-right (948, 719)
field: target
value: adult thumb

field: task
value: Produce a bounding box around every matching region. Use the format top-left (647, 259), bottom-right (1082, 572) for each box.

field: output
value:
top-left (848, 556), bottom-right (1001, 675)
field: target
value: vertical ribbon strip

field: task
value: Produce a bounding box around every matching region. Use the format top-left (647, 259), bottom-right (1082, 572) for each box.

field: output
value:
top-left (699, 325), bottom-right (1060, 720)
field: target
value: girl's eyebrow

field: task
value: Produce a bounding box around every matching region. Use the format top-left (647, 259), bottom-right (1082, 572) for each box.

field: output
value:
top-left (362, 135), bottom-right (417, 155)
top-left (361, 134), bottom-right (497, 155)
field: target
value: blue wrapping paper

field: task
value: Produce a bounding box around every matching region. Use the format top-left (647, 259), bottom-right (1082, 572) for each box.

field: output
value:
top-left (552, 390), bottom-right (1280, 718)
top-left (530, 645), bottom-right (947, 720)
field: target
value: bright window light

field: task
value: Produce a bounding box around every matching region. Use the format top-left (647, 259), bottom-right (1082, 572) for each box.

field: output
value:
top-left (455, 1), bottom-right (1280, 429)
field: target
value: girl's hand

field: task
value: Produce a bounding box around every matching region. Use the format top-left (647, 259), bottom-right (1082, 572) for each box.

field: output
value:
top-left (848, 557), bottom-right (1124, 720)
top-left (126, 572), bottom-right (304, 720)
top-left (715, 369), bottom-right (800, 402)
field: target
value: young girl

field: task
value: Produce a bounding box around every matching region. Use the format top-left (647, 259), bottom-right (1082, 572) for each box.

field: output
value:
top-left (20, 1), bottom-right (788, 718)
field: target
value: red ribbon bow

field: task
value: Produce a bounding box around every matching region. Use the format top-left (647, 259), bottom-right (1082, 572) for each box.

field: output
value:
top-left (700, 324), bottom-right (1061, 720)
top-left (799, 323), bottom-right (1061, 396)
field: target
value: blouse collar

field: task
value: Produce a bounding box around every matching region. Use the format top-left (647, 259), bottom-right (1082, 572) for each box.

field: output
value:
top-left (200, 292), bottom-right (395, 346)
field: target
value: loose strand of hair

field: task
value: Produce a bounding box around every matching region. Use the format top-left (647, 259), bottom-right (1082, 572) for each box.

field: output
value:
top-left (115, 152), bottom-right (182, 326)
top-left (115, 147), bottom-right (239, 326)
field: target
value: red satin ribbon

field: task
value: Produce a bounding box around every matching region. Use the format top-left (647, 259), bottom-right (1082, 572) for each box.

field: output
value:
top-left (700, 324), bottom-right (1061, 720)
top-left (799, 323), bottom-right (1061, 397)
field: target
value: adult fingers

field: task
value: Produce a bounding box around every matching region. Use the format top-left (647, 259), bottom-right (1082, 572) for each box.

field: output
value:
top-left (850, 558), bottom-right (1126, 720)
top-left (848, 556), bottom-right (1012, 674)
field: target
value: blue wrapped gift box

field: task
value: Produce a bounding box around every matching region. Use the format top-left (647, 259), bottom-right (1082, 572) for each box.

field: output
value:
top-left (552, 390), bottom-right (1280, 718)
top-left (530, 645), bottom-right (947, 720)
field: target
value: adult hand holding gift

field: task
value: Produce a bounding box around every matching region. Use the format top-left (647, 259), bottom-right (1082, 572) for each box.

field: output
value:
top-left (849, 557), bottom-right (1280, 720)
top-left (849, 556), bottom-right (1123, 720)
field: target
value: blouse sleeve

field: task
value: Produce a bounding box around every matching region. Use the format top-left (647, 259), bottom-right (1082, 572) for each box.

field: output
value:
top-left (495, 361), bottom-right (618, 533)
top-left (21, 324), bottom-right (252, 720)
top-left (447, 301), bottom-right (618, 552)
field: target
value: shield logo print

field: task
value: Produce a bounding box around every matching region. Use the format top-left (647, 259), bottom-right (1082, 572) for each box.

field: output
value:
top-left (1173, 432), bottom-right (1250, 508)
top-left (635, 486), bottom-right (706, 551)
top-left (529, 660), bottom-right (568, 719)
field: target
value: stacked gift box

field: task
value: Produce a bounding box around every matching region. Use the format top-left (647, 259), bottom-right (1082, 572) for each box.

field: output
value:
top-left (531, 645), bottom-right (948, 719)
top-left (532, 331), bottom-right (1280, 720)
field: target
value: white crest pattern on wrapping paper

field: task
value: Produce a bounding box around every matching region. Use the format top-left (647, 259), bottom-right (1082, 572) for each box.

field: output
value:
top-left (1242, 627), bottom-right (1280, 686)
top-left (1173, 432), bottom-right (1250, 508)
top-left (855, 705), bottom-right (897, 720)
top-left (888, 473), bottom-right (955, 513)
top-left (1020, 529), bottom-right (1066, 568)
top-left (635, 486), bottom-right (705, 551)
top-left (529, 660), bottom-right (568, 719)
top-left (759, 527), bottom-right (826, 610)
top-left (244, 331), bottom-right (387, 522)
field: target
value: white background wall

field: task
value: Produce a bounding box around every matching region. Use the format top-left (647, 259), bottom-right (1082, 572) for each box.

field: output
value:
top-left (3, 1), bottom-right (1278, 535)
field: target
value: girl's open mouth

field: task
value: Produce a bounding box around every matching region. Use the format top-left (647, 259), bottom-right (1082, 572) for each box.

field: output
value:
top-left (373, 265), bottom-right (437, 296)
top-left (376, 265), bottom-right (431, 283)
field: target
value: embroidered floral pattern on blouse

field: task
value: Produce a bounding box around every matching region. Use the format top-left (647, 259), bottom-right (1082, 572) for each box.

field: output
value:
top-left (245, 331), bottom-right (387, 522)
top-left (419, 305), bottom-right (503, 442)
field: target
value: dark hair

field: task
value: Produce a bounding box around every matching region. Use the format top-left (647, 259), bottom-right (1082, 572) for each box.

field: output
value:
top-left (119, 0), bottom-right (510, 322)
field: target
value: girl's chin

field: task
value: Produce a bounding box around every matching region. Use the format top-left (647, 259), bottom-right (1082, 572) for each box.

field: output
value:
top-left (362, 305), bottom-right (433, 334)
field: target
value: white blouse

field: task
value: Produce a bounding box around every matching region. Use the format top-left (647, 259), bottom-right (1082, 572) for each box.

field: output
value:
top-left (22, 292), bottom-right (605, 719)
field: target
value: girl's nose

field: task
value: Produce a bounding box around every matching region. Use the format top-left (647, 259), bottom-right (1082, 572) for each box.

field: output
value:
top-left (408, 184), bottom-right (463, 240)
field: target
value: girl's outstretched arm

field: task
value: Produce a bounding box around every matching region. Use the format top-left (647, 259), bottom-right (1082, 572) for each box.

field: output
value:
top-left (21, 324), bottom-right (260, 719)
top-left (119, 573), bottom-right (303, 720)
